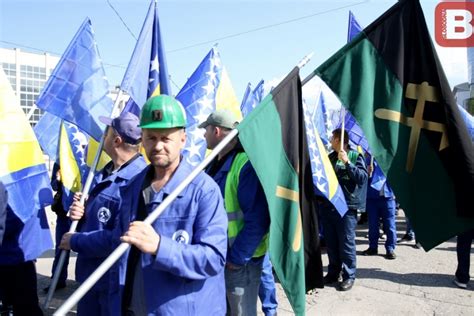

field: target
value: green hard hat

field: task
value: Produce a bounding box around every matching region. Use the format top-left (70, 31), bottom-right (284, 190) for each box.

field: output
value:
top-left (139, 95), bottom-right (187, 129)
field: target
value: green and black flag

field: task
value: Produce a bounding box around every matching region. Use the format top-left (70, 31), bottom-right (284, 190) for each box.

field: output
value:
top-left (237, 68), bottom-right (323, 315)
top-left (315, 0), bottom-right (474, 250)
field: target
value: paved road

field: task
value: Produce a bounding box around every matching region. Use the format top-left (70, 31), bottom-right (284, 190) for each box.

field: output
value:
top-left (36, 210), bottom-right (473, 315)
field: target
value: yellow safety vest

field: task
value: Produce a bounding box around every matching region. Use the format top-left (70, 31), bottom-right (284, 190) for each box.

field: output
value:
top-left (224, 152), bottom-right (267, 258)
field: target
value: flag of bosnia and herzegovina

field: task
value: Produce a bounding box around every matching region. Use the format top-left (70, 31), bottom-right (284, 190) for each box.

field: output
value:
top-left (237, 67), bottom-right (323, 316)
top-left (315, 0), bottom-right (474, 251)
top-left (0, 69), bottom-right (53, 222)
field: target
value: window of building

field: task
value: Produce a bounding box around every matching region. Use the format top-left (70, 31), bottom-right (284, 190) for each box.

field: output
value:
top-left (2, 63), bottom-right (17, 91)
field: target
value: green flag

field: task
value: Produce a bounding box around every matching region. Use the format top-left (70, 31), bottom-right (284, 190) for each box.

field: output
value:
top-left (315, 0), bottom-right (474, 251)
top-left (237, 68), bottom-right (323, 315)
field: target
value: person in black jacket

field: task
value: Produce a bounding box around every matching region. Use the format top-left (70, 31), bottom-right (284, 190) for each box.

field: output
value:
top-left (44, 162), bottom-right (70, 292)
top-left (318, 128), bottom-right (368, 292)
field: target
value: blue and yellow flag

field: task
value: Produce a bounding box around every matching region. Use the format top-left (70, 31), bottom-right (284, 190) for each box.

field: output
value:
top-left (35, 18), bottom-right (113, 141)
top-left (303, 101), bottom-right (348, 217)
top-left (121, 0), bottom-right (171, 115)
top-left (58, 121), bottom-right (89, 209)
top-left (35, 112), bottom-right (110, 175)
top-left (0, 69), bottom-right (53, 222)
top-left (176, 47), bottom-right (241, 166)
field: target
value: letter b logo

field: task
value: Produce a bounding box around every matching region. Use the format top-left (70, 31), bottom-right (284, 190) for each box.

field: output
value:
top-left (436, 2), bottom-right (474, 47)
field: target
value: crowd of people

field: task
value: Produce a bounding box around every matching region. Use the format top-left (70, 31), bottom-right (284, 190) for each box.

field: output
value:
top-left (0, 94), bottom-right (472, 315)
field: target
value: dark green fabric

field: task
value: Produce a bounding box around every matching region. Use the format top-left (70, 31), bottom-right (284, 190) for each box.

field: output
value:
top-left (237, 68), bottom-right (322, 315)
top-left (316, 0), bottom-right (474, 250)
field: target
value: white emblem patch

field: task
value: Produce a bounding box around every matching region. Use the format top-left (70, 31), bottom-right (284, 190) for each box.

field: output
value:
top-left (97, 207), bottom-right (111, 224)
top-left (172, 230), bottom-right (190, 244)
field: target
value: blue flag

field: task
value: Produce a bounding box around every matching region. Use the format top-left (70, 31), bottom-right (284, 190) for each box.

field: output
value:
top-left (312, 90), bottom-right (333, 146)
top-left (34, 112), bottom-right (62, 162)
top-left (240, 83), bottom-right (253, 118)
top-left (177, 47), bottom-right (241, 166)
top-left (240, 79), bottom-right (264, 117)
top-left (121, 0), bottom-right (171, 115)
top-left (35, 18), bottom-right (113, 141)
top-left (338, 108), bottom-right (371, 154)
top-left (348, 10), bottom-right (363, 42)
top-left (0, 69), bottom-right (53, 222)
top-left (253, 79), bottom-right (265, 101)
top-left (303, 101), bottom-right (348, 216)
top-left (176, 47), bottom-right (222, 166)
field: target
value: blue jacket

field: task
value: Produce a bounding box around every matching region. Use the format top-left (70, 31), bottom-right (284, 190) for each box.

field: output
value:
top-left (206, 148), bottom-right (270, 266)
top-left (329, 150), bottom-right (368, 211)
top-left (70, 154), bottom-right (147, 288)
top-left (0, 205), bottom-right (53, 265)
top-left (111, 161), bottom-right (228, 315)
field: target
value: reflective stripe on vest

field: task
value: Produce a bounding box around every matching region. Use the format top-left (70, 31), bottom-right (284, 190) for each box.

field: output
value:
top-left (224, 152), bottom-right (267, 258)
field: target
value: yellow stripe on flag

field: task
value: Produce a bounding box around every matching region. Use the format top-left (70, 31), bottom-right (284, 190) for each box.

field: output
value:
top-left (86, 137), bottom-right (112, 171)
top-left (315, 133), bottom-right (339, 199)
top-left (59, 123), bottom-right (82, 193)
top-left (150, 83), bottom-right (161, 98)
top-left (215, 67), bottom-right (242, 120)
top-left (0, 69), bottom-right (45, 176)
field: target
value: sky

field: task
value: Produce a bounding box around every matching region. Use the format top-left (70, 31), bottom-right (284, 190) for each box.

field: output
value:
top-left (0, 0), bottom-right (468, 106)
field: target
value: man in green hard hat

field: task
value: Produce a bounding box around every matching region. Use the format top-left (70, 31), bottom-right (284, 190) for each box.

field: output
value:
top-left (112, 95), bottom-right (228, 315)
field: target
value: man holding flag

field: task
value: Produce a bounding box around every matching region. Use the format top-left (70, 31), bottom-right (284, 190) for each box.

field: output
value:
top-left (318, 128), bottom-right (368, 291)
top-left (111, 95), bottom-right (228, 315)
top-left (59, 112), bottom-right (146, 315)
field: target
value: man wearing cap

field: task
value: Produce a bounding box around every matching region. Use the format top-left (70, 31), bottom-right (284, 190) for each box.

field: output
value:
top-left (110, 95), bottom-right (228, 315)
top-left (200, 109), bottom-right (270, 316)
top-left (60, 111), bottom-right (147, 315)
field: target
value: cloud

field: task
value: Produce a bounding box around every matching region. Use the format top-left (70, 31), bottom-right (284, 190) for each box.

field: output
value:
top-left (435, 45), bottom-right (468, 88)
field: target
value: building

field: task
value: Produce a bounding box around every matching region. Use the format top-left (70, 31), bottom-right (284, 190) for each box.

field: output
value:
top-left (0, 47), bottom-right (129, 127)
top-left (0, 47), bottom-right (60, 126)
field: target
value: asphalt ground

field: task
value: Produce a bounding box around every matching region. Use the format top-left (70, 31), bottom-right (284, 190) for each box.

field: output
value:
top-left (35, 209), bottom-right (473, 315)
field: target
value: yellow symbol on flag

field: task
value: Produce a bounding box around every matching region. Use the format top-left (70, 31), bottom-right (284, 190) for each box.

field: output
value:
top-left (275, 186), bottom-right (302, 252)
top-left (375, 82), bottom-right (448, 173)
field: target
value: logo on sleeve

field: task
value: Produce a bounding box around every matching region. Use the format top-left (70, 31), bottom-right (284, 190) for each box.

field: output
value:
top-left (172, 230), bottom-right (190, 244)
top-left (97, 207), bottom-right (111, 224)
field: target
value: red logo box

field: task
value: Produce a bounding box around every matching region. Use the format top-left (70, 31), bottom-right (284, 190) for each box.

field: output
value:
top-left (435, 2), bottom-right (474, 47)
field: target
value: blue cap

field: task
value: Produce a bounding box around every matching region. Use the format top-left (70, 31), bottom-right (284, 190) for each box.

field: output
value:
top-left (99, 112), bottom-right (141, 144)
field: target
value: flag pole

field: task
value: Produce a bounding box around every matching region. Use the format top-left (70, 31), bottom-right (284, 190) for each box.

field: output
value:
top-left (54, 128), bottom-right (239, 316)
top-left (369, 155), bottom-right (374, 177)
top-left (297, 52), bottom-right (313, 69)
top-left (55, 57), bottom-right (314, 315)
top-left (340, 109), bottom-right (345, 152)
top-left (44, 90), bottom-right (124, 309)
top-left (301, 70), bottom-right (317, 86)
